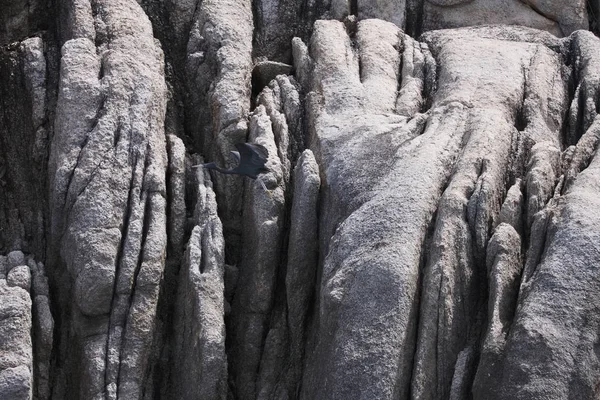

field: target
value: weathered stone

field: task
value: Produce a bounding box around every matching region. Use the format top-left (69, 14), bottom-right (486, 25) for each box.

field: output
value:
top-left (449, 346), bottom-right (476, 400)
top-left (4, 1), bottom-right (600, 399)
top-left (358, 0), bottom-right (406, 27)
top-left (423, 0), bottom-right (588, 36)
top-left (47, 1), bottom-right (168, 398)
top-left (7, 250), bottom-right (25, 272)
top-left (166, 134), bottom-right (186, 260)
top-left (499, 179), bottom-right (524, 233)
top-left (0, 280), bottom-right (32, 400)
top-left (7, 265), bottom-right (30, 291)
top-left (491, 33), bottom-right (600, 400)
top-left (472, 223), bottom-right (523, 400)
top-left (0, 366), bottom-right (32, 400)
top-left (171, 168), bottom-right (227, 400)
top-left (255, 149), bottom-right (321, 399)
top-left (282, 150), bottom-right (320, 395)
top-left (0, 256), bottom-right (6, 279)
top-left (0, 33), bottom-right (50, 259)
top-left (230, 105), bottom-right (287, 400)
top-left (253, 61), bottom-right (293, 92)
top-left (185, 0), bottom-right (253, 264)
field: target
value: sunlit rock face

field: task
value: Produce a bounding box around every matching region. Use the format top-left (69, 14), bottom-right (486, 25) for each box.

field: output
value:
top-left (1, 0), bottom-right (599, 399)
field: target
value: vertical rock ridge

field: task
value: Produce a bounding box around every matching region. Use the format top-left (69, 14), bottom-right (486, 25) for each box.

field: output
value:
top-left (184, 0), bottom-right (254, 264)
top-left (47, 1), bottom-right (168, 398)
top-left (0, 252), bottom-right (53, 400)
top-left (229, 105), bottom-right (287, 400)
top-left (171, 166), bottom-right (227, 400)
top-left (3, 1), bottom-right (600, 399)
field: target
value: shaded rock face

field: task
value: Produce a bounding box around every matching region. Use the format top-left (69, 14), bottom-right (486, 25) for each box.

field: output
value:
top-left (0, 252), bottom-right (53, 400)
top-left (422, 0), bottom-right (589, 36)
top-left (1, 1), bottom-right (600, 400)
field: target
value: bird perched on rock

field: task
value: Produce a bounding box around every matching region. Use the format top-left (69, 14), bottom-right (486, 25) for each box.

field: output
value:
top-left (195, 142), bottom-right (270, 190)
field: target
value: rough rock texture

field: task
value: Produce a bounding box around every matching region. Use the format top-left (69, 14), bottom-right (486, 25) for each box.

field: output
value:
top-left (2, 0), bottom-right (600, 399)
top-left (47, 1), bottom-right (168, 399)
top-left (184, 0), bottom-right (254, 264)
top-left (0, 253), bottom-right (53, 400)
top-left (0, 274), bottom-right (32, 400)
top-left (0, 35), bottom-right (52, 258)
top-left (423, 0), bottom-right (589, 36)
top-left (171, 166), bottom-right (227, 400)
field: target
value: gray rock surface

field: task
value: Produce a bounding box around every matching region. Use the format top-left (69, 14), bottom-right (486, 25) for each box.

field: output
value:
top-left (0, 37), bottom-right (49, 258)
top-left (423, 0), bottom-right (588, 36)
top-left (0, 280), bottom-right (32, 400)
top-left (0, 253), bottom-right (52, 400)
top-left (47, 1), bottom-right (168, 399)
top-left (171, 167), bottom-right (227, 400)
top-left (229, 104), bottom-right (287, 400)
top-left (2, 0), bottom-right (600, 399)
top-left (30, 259), bottom-right (53, 400)
top-left (7, 265), bottom-right (31, 291)
top-left (184, 0), bottom-right (254, 264)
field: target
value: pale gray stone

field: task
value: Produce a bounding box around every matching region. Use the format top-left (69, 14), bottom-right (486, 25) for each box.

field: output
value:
top-left (171, 165), bottom-right (227, 400)
top-left (0, 280), bottom-right (32, 400)
top-left (423, 0), bottom-right (588, 36)
top-left (47, 1), bottom-right (168, 399)
top-left (7, 265), bottom-right (31, 291)
top-left (472, 223), bottom-right (523, 400)
top-left (0, 366), bottom-right (32, 400)
top-left (230, 104), bottom-right (287, 400)
top-left (499, 179), bottom-right (524, 233)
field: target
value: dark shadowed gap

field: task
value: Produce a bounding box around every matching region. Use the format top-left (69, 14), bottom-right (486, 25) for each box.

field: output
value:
top-left (514, 96), bottom-right (528, 134)
top-left (586, 0), bottom-right (599, 35)
top-left (402, 204), bottom-right (437, 400)
top-left (421, 45), bottom-right (437, 114)
top-left (396, 33), bottom-right (405, 106)
top-left (251, 0), bottom-right (263, 60)
top-left (405, 0), bottom-right (424, 39)
top-left (562, 51), bottom-right (577, 148)
top-left (349, 0), bottom-right (358, 17)
top-left (104, 164), bottom-right (137, 400)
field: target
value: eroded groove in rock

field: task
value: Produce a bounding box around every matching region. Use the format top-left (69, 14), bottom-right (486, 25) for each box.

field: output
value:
top-left (496, 134), bottom-right (600, 399)
top-left (184, 0), bottom-right (253, 264)
top-left (0, 36), bottom-right (51, 259)
top-left (0, 251), bottom-right (53, 400)
top-left (253, 0), bottom-right (314, 63)
top-left (411, 28), bottom-right (545, 400)
top-left (254, 149), bottom-right (320, 399)
top-left (357, 0), bottom-right (406, 28)
top-left (229, 105), bottom-right (287, 400)
top-left (472, 223), bottom-right (522, 400)
top-left (487, 30), bottom-right (600, 400)
top-left (299, 19), bottom-right (475, 400)
top-left (4, 0), bottom-right (600, 398)
top-left (171, 166), bottom-right (227, 400)
top-left (422, 0), bottom-right (588, 37)
top-left (47, 1), bottom-right (168, 398)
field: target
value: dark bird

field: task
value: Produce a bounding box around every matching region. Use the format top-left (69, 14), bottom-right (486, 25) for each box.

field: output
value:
top-left (195, 142), bottom-right (270, 180)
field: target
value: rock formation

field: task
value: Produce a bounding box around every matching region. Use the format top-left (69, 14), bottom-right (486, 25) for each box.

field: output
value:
top-left (1, 0), bottom-right (599, 399)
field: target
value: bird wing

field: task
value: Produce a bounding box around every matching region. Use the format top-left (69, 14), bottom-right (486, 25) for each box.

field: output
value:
top-left (235, 142), bottom-right (269, 166)
top-left (247, 143), bottom-right (269, 160)
top-left (230, 151), bottom-right (241, 163)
